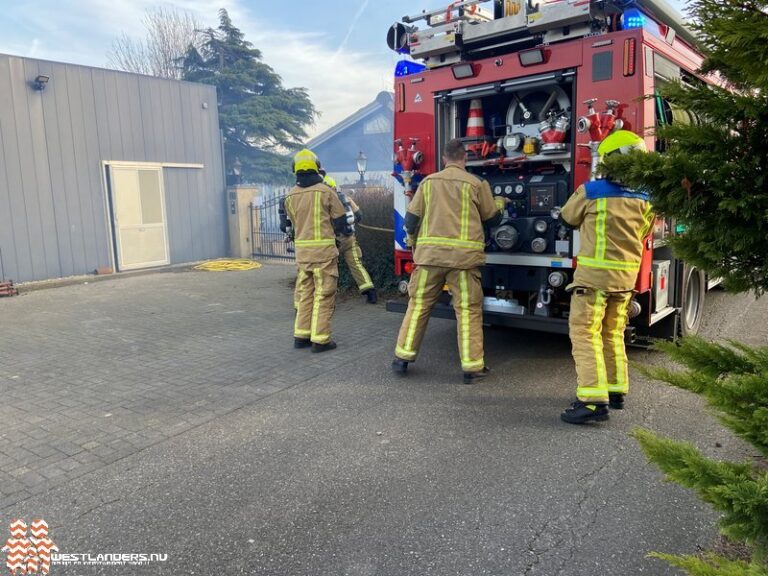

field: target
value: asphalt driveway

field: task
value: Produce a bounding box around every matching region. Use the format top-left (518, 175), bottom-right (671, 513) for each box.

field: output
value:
top-left (0, 263), bottom-right (761, 575)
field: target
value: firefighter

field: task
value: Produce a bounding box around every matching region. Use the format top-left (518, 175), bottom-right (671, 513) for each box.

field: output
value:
top-left (281, 149), bottom-right (349, 352)
top-left (321, 173), bottom-right (378, 304)
top-left (559, 130), bottom-right (655, 424)
top-left (392, 138), bottom-right (505, 384)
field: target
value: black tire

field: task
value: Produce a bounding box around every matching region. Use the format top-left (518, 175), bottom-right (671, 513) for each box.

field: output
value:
top-left (680, 266), bottom-right (706, 336)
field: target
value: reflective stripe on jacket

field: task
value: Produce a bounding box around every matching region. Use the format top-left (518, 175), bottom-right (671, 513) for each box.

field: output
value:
top-left (407, 164), bottom-right (500, 269)
top-left (561, 180), bottom-right (654, 291)
top-left (285, 182), bottom-right (347, 263)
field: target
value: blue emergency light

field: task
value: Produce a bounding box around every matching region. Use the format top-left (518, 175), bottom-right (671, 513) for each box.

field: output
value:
top-left (622, 8), bottom-right (646, 29)
top-left (395, 60), bottom-right (426, 77)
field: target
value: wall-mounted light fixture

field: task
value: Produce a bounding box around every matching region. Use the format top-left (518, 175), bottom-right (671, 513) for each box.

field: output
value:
top-left (33, 75), bottom-right (50, 90)
top-left (232, 157), bottom-right (242, 185)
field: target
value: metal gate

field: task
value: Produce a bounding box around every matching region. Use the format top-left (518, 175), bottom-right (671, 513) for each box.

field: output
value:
top-left (251, 186), bottom-right (295, 261)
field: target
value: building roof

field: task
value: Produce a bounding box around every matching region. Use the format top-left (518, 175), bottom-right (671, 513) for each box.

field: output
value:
top-left (306, 91), bottom-right (393, 149)
top-left (0, 52), bottom-right (213, 89)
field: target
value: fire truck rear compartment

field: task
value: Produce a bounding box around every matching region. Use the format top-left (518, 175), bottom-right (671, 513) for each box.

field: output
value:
top-left (437, 71), bottom-right (578, 322)
top-left (388, 0), bottom-right (710, 341)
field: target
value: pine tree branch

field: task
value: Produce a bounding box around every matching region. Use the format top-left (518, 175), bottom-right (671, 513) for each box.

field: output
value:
top-left (633, 428), bottom-right (768, 556)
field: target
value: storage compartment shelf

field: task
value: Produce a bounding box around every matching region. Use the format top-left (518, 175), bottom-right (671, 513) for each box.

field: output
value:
top-left (466, 152), bottom-right (572, 168)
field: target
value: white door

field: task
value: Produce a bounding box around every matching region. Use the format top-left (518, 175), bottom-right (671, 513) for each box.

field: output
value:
top-left (109, 165), bottom-right (170, 271)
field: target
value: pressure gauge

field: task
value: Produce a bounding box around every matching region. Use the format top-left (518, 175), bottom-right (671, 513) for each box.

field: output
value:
top-left (531, 237), bottom-right (547, 253)
top-left (514, 183), bottom-right (525, 195)
top-left (494, 185), bottom-right (503, 195)
top-left (548, 271), bottom-right (566, 288)
top-left (493, 225), bottom-right (519, 251)
top-left (504, 184), bottom-right (513, 195)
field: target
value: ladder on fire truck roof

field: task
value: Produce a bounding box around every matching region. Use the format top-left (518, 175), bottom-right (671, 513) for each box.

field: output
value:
top-left (389, 0), bottom-right (696, 68)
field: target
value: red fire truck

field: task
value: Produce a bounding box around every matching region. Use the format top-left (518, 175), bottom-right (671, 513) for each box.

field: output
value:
top-left (386, 0), bottom-right (714, 342)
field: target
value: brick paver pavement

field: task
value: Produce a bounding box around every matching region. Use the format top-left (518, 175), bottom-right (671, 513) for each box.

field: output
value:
top-left (0, 264), bottom-right (400, 508)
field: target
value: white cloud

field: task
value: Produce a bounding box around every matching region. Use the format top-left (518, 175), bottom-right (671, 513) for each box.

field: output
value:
top-left (1, 0), bottom-right (395, 141)
top-left (259, 37), bottom-right (393, 139)
top-left (92, 0), bottom-right (395, 139)
top-left (220, 4), bottom-right (394, 140)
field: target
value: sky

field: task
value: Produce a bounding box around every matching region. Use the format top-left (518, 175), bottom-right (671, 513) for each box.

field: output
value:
top-left (0, 0), bottom-right (688, 140)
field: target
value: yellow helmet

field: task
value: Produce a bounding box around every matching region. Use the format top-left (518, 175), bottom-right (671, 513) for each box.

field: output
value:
top-left (323, 175), bottom-right (337, 189)
top-left (292, 148), bottom-right (319, 173)
top-left (598, 130), bottom-right (647, 160)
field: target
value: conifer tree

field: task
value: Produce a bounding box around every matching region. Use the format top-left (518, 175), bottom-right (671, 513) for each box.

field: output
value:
top-left (602, 1), bottom-right (768, 573)
top-left (181, 9), bottom-right (317, 182)
top-left (603, 1), bottom-right (768, 295)
top-left (635, 338), bottom-right (768, 571)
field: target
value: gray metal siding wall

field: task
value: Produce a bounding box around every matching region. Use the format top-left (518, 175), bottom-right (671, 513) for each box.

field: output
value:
top-left (0, 54), bottom-right (226, 282)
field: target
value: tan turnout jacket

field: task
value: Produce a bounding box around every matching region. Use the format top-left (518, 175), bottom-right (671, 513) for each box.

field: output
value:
top-left (561, 180), bottom-right (654, 292)
top-left (407, 164), bottom-right (500, 269)
top-left (285, 182), bottom-right (346, 264)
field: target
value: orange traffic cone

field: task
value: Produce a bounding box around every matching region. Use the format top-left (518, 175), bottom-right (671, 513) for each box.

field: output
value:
top-left (466, 99), bottom-right (485, 155)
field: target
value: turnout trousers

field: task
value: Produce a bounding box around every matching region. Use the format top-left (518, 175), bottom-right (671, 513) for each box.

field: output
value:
top-left (569, 287), bottom-right (633, 404)
top-left (293, 259), bottom-right (338, 345)
top-left (338, 235), bottom-right (374, 293)
top-left (395, 265), bottom-right (485, 373)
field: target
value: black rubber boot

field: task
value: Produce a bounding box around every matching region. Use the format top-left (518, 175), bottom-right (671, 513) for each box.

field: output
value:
top-left (463, 366), bottom-right (490, 385)
top-left (364, 289), bottom-right (378, 304)
top-left (392, 358), bottom-right (409, 374)
top-left (294, 338), bottom-right (311, 349)
top-left (560, 400), bottom-right (609, 424)
top-left (609, 393), bottom-right (625, 410)
top-left (311, 341), bottom-right (337, 353)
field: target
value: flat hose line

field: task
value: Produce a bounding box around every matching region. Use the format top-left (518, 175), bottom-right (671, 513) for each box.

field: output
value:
top-left (356, 223), bottom-right (395, 233)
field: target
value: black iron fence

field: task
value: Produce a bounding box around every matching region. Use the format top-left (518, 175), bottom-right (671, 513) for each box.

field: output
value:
top-left (251, 186), bottom-right (295, 261)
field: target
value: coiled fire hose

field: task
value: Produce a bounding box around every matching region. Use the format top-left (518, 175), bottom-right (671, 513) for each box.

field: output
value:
top-left (193, 259), bottom-right (262, 271)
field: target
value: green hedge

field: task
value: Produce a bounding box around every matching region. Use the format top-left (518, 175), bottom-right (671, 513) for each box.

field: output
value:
top-left (338, 186), bottom-right (398, 293)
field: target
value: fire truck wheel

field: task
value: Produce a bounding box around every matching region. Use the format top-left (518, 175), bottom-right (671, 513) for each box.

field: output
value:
top-left (680, 266), bottom-right (706, 337)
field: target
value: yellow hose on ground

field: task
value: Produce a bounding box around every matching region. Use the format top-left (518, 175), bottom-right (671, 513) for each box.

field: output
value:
top-left (194, 259), bottom-right (262, 271)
